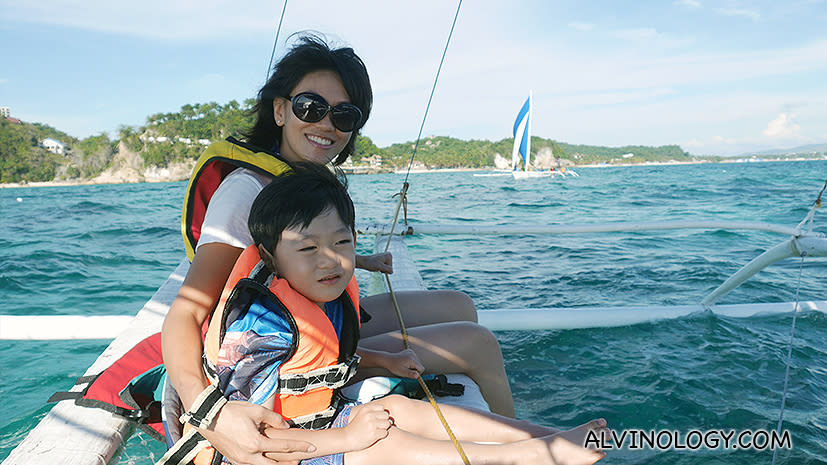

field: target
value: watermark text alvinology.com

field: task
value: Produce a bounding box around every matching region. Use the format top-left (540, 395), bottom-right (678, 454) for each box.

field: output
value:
top-left (586, 429), bottom-right (792, 451)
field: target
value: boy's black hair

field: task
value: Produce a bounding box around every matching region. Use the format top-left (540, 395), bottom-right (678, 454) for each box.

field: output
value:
top-left (248, 162), bottom-right (355, 254)
top-left (242, 32), bottom-right (372, 165)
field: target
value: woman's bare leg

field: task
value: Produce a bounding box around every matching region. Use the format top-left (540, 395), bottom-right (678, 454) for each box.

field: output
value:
top-left (359, 290), bottom-right (478, 336)
top-left (356, 322), bottom-right (515, 417)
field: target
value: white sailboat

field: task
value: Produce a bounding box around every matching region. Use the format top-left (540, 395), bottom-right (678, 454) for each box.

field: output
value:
top-left (508, 93), bottom-right (579, 179)
top-left (511, 92), bottom-right (552, 179)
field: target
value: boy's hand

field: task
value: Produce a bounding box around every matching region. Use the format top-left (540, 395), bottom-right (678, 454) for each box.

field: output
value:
top-left (344, 403), bottom-right (392, 450)
top-left (383, 348), bottom-right (424, 379)
top-left (356, 252), bottom-right (393, 274)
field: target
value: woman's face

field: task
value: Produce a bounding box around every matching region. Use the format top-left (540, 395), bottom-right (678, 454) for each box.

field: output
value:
top-left (274, 70), bottom-right (353, 165)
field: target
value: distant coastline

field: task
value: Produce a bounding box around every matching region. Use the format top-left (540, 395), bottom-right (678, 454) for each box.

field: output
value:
top-left (3, 157), bottom-right (824, 189)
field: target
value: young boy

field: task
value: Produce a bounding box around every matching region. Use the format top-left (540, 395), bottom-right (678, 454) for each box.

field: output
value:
top-left (172, 162), bottom-right (609, 465)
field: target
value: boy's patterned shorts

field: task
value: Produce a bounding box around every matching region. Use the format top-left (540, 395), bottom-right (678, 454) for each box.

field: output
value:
top-left (299, 404), bottom-right (356, 465)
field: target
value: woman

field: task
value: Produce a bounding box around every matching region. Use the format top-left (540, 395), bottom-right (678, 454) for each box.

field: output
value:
top-left (162, 33), bottom-right (514, 465)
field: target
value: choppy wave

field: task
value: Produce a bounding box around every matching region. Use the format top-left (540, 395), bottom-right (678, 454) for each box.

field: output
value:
top-left (2, 162), bottom-right (826, 463)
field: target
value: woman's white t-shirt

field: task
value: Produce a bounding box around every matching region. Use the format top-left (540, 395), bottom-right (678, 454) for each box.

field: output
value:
top-left (197, 168), bottom-right (273, 251)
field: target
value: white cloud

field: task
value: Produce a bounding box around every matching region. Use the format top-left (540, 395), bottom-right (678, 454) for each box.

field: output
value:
top-left (0, 0), bottom-right (327, 40)
top-left (674, 0), bottom-right (702, 8)
top-left (715, 8), bottom-right (761, 21)
top-left (712, 135), bottom-right (737, 144)
top-left (763, 113), bottom-right (801, 138)
top-left (568, 22), bottom-right (595, 32)
top-left (609, 27), bottom-right (695, 49)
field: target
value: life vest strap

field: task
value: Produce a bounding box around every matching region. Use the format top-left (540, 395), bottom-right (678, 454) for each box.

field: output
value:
top-left (156, 427), bottom-right (212, 465)
top-left (286, 392), bottom-right (347, 430)
top-left (277, 355), bottom-right (360, 395)
top-left (46, 373), bottom-right (96, 403)
top-left (47, 390), bottom-right (83, 403)
top-left (201, 352), bottom-right (218, 384)
top-left (179, 384), bottom-right (228, 430)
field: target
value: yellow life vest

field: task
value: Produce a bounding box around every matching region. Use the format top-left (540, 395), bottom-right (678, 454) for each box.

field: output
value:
top-left (180, 137), bottom-right (292, 261)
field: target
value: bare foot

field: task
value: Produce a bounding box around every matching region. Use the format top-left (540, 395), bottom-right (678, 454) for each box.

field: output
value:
top-left (530, 419), bottom-right (609, 465)
top-left (553, 418), bottom-right (609, 450)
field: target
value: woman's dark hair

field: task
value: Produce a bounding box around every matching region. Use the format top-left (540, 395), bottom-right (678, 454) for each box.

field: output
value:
top-left (242, 32), bottom-right (372, 165)
top-left (248, 162), bottom-right (355, 254)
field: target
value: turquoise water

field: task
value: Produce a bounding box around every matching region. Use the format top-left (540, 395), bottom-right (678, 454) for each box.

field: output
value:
top-left (1, 161), bottom-right (826, 464)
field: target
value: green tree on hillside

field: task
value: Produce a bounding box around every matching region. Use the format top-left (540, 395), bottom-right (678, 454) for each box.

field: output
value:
top-left (73, 133), bottom-right (114, 178)
top-left (0, 119), bottom-right (64, 182)
top-left (354, 136), bottom-right (380, 161)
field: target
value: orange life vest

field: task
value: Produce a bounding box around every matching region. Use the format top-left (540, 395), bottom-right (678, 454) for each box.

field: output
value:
top-left (171, 245), bottom-right (361, 465)
top-left (206, 245), bottom-right (361, 427)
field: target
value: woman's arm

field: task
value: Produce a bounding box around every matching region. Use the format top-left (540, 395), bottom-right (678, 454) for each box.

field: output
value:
top-left (162, 242), bottom-right (242, 408)
top-left (162, 242), bottom-right (315, 464)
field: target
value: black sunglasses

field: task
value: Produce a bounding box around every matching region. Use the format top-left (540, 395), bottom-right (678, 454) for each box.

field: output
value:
top-left (286, 92), bottom-right (363, 132)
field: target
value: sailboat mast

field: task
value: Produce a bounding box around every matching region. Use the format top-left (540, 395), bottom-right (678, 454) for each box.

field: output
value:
top-left (526, 90), bottom-right (532, 171)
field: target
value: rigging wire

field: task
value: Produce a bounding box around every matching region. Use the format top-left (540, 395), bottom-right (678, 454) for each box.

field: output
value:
top-left (265, 0), bottom-right (289, 83)
top-left (402, 0), bottom-right (464, 185)
top-left (383, 0), bottom-right (463, 248)
top-left (771, 253), bottom-right (805, 465)
top-left (772, 183), bottom-right (822, 464)
top-left (378, 2), bottom-right (469, 463)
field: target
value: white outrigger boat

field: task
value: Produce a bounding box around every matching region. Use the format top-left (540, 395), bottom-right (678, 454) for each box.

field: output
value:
top-left (3, 201), bottom-right (825, 464)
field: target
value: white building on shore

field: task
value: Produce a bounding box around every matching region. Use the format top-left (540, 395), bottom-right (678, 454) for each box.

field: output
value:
top-left (0, 106), bottom-right (10, 118)
top-left (42, 138), bottom-right (66, 155)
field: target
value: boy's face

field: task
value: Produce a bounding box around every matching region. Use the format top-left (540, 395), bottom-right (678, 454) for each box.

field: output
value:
top-left (273, 207), bottom-right (355, 306)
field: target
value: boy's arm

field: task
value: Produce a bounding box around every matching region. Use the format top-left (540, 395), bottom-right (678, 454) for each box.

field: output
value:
top-left (262, 403), bottom-right (391, 460)
top-left (356, 347), bottom-right (424, 379)
top-left (355, 252), bottom-right (393, 274)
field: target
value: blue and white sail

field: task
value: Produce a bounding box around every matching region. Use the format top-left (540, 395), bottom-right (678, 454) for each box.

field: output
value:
top-left (511, 92), bottom-right (532, 171)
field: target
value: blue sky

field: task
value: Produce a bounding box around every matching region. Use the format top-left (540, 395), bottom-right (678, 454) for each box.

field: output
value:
top-left (1, 0), bottom-right (826, 156)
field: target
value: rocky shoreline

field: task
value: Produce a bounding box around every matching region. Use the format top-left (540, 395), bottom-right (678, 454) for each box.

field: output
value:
top-left (3, 158), bottom-right (822, 189)
top-left (1, 141), bottom-right (196, 189)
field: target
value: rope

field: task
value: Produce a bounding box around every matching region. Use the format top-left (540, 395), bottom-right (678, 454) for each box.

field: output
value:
top-left (402, 0), bottom-right (463, 185)
top-left (771, 253), bottom-right (806, 465)
top-left (384, 183), bottom-right (409, 253)
top-left (814, 180), bottom-right (826, 208)
top-left (382, 273), bottom-right (470, 465)
top-left (265, 0), bottom-right (289, 83)
top-left (795, 180), bottom-right (826, 234)
top-left (379, 2), bottom-right (468, 450)
top-left (381, 192), bottom-right (469, 464)
top-left (376, 2), bottom-right (469, 461)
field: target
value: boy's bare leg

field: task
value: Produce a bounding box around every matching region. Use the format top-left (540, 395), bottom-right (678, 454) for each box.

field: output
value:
top-left (345, 421), bottom-right (607, 465)
top-left (374, 395), bottom-right (564, 443)
top-left (357, 321), bottom-right (515, 417)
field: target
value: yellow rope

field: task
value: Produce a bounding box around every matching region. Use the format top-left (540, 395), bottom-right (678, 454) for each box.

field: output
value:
top-left (384, 183), bottom-right (409, 251)
top-left (381, 186), bottom-right (471, 465)
top-left (815, 180), bottom-right (826, 208)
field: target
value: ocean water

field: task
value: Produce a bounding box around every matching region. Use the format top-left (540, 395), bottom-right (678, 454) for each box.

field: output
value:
top-left (1, 160), bottom-right (826, 464)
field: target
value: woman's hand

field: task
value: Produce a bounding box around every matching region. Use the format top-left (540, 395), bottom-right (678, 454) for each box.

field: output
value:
top-left (343, 403), bottom-right (392, 450)
top-left (200, 401), bottom-right (315, 465)
top-left (355, 252), bottom-right (393, 274)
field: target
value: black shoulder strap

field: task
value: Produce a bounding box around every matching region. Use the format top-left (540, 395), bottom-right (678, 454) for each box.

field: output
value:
top-left (337, 292), bottom-right (360, 362)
